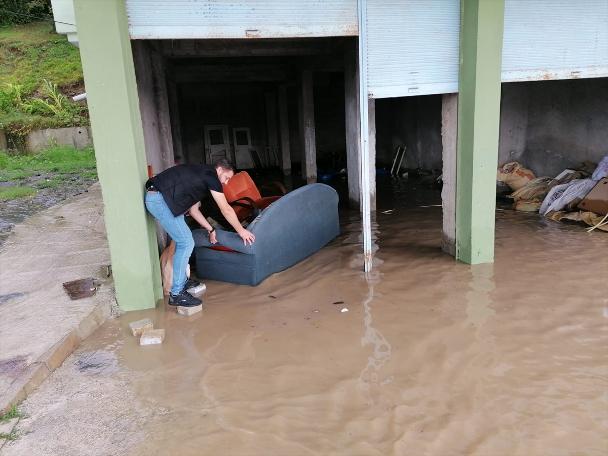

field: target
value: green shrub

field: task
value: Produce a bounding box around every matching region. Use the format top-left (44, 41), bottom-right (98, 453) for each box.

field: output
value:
top-left (0, 0), bottom-right (52, 26)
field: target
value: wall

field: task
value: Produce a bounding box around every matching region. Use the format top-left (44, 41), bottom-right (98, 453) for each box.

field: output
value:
top-left (372, 77), bottom-right (608, 177)
top-left (178, 83), bottom-right (270, 164)
top-left (375, 95), bottom-right (443, 170)
top-left (499, 78), bottom-right (608, 177)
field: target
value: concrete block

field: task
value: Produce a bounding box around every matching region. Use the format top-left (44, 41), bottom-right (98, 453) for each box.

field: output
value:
top-left (129, 318), bottom-right (153, 337)
top-left (187, 283), bottom-right (206, 295)
top-left (177, 304), bottom-right (202, 316)
top-left (140, 329), bottom-right (165, 346)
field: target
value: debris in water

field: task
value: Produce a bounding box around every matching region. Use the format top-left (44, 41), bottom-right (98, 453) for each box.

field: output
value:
top-left (381, 209), bottom-right (394, 214)
top-left (140, 329), bottom-right (165, 346)
top-left (269, 295), bottom-right (277, 299)
top-left (340, 308), bottom-right (349, 313)
top-left (62, 278), bottom-right (97, 300)
top-left (313, 309), bottom-right (319, 313)
top-left (332, 301), bottom-right (344, 305)
top-left (129, 318), bottom-right (153, 337)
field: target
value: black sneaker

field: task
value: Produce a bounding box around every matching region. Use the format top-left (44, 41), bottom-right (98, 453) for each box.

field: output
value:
top-left (184, 278), bottom-right (200, 289)
top-left (168, 290), bottom-right (202, 307)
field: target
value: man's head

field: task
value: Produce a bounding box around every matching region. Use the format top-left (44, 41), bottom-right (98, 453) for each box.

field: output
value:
top-left (215, 158), bottom-right (235, 185)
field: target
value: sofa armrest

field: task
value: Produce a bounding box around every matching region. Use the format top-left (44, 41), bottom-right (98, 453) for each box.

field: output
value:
top-left (192, 228), bottom-right (255, 254)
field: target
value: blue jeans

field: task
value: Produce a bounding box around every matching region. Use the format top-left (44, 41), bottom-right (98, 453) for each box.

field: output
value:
top-left (145, 191), bottom-right (193, 295)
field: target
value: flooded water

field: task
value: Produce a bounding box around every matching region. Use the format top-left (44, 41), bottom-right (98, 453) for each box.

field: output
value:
top-left (25, 190), bottom-right (604, 456)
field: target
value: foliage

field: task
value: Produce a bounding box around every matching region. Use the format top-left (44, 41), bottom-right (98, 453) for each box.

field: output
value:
top-left (0, 0), bottom-right (52, 26)
top-left (0, 145), bottom-right (97, 181)
top-left (0, 185), bottom-right (36, 200)
top-left (0, 405), bottom-right (23, 422)
top-left (0, 22), bottom-right (86, 140)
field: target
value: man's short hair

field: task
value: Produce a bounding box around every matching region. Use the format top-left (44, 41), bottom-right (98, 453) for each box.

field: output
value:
top-left (214, 158), bottom-right (234, 171)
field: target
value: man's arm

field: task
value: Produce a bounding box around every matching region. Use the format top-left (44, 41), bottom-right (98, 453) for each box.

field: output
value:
top-left (188, 202), bottom-right (218, 244)
top-left (210, 190), bottom-right (256, 245)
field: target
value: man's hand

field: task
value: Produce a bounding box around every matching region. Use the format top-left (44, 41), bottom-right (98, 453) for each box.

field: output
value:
top-left (238, 229), bottom-right (255, 245)
top-left (209, 230), bottom-right (218, 244)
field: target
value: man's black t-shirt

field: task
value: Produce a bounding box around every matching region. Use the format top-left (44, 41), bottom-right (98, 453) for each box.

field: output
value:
top-left (148, 164), bottom-right (222, 216)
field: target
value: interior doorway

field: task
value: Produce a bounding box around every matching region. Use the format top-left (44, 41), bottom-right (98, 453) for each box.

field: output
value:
top-left (203, 124), bottom-right (232, 164)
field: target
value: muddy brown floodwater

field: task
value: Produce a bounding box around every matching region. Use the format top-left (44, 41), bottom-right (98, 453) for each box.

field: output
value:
top-left (5, 193), bottom-right (608, 455)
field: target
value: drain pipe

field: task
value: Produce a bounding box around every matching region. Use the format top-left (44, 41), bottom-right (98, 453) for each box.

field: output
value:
top-left (358, 0), bottom-right (373, 273)
top-left (72, 93), bottom-right (87, 102)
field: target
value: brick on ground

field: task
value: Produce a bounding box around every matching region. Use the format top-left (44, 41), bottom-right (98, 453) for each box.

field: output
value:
top-left (128, 318), bottom-right (153, 337)
top-left (177, 304), bottom-right (203, 316)
top-left (139, 329), bottom-right (165, 346)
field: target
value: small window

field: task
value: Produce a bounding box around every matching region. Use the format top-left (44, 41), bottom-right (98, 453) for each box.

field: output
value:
top-left (235, 130), bottom-right (249, 146)
top-left (208, 129), bottom-right (224, 145)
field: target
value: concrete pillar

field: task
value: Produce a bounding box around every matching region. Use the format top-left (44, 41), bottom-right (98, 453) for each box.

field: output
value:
top-left (167, 79), bottom-right (185, 163)
top-left (299, 69), bottom-right (317, 184)
top-left (278, 85), bottom-right (291, 176)
top-left (367, 98), bottom-right (377, 211)
top-left (344, 46), bottom-right (361, 208)
top-left (441, 93), bottom-right (458, 257)
top-left (150, 49), bottom-right (174, 171)
top-left (456, 0), bottom-right (505, 264)
top-left (132, 41), bottom-right (174, 175)
top-left (265, 92), bottom-right (279, 167)
top-left (74, 0), bottom-right (163, 310)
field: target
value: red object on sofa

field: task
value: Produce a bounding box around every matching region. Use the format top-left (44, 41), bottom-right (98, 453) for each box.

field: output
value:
top-left (223, 171), bottom-right (283, 221)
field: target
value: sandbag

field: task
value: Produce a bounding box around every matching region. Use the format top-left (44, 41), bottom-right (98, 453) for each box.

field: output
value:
top-left (592, 155), bottom-right (608, 181)
top-left (497, 162), bottom-right (535, 191)
top-left (540, 179), bottom-right (596, 216)
top-left (510, 177), bottom-right (553, 203)
top-left (159, 240), bottom-right (190, 296)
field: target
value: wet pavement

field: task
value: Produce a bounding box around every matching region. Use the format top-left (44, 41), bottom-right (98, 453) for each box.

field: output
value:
top-left (2, 181), bottom-right (608, 455)
top-left (0, 173), bottom-right (97, 246)
top-left (0, 183), bottom-right (114, 423)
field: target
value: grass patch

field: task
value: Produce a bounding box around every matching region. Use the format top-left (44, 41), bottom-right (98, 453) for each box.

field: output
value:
top-left (0, 405), bottom-right (23, 423)
top-left (0, 22), bottom-right (83, 94)
top-left (0, 145), bottom-right (97, 182)
top-left (34, 176), bottom-right (64, 189)
top-left (0, 185), bottom-right (36, 200)
top-left (0, 430), bottom-right (18, 441)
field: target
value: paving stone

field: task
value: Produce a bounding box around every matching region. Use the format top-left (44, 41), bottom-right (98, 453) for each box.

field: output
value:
top-left (139, 329), bottom-right (165, 346)
top-left (128, 318), bottom-right (153, 337)
top-left (177, 304), bottom-right (203, 316)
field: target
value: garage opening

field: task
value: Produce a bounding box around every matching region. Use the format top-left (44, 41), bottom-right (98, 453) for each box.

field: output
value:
top-left (133, 38), bottom-right (356, 206)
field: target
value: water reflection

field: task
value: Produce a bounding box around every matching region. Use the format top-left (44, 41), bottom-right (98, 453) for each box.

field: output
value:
top-left (465, 264), bottom-right (496, 334)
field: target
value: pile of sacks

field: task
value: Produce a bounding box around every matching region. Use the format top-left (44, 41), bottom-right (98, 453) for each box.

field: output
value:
top-left (497, 156), bottom-right (608, 232)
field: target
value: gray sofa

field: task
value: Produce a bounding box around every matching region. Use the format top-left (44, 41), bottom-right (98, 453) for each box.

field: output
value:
top-left (192, 183), bottom-right (340, 286)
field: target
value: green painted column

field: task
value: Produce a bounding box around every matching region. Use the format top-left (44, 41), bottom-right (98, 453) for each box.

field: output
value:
top-left (74, 0), bottom-right (163, 310)
top-left (456, 0), bottom-right (505, 264)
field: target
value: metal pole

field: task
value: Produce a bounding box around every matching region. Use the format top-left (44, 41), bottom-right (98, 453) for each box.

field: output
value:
top-left (357, 0), bottom-right (373, 272)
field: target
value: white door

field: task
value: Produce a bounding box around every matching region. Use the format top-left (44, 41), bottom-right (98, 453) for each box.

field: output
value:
top-left (204, 125), bottom-right (232, 165)
top-left (232, 127), bottom-right (255, 169)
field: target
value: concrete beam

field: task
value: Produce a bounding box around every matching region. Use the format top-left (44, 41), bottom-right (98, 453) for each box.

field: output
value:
top-left (344, 45), bottom-right (361, 208)
top-left (441, 93), bottom-right (458, 257)
top-left (158, 38), bottom-right (349, 58)
top-left (299, 69), bottom-right (317, 184)
top-left (278, 85), bottom-right (291, 176)
top-left (73, 0), bottom-right (163, 310)
top-left (456, 0), bottom-right (505, 264)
